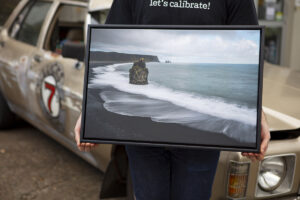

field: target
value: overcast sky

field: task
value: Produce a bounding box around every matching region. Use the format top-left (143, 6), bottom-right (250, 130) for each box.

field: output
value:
top-left (90, 29), bottom-right (260, 64)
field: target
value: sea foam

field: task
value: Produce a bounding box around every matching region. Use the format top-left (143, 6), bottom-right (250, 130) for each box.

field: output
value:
top-left (89, 63), bottom-right (257, 126)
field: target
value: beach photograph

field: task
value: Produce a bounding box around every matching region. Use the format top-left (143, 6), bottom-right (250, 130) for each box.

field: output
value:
top-left (83, 28), bottom-right (261, 149)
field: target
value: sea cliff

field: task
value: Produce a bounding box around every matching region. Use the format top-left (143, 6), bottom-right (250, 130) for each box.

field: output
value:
top-left (90, 51), bottom-right (159, 63)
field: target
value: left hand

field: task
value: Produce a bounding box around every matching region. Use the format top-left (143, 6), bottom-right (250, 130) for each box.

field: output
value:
top-left (242, 111), bottom-right (270, 161)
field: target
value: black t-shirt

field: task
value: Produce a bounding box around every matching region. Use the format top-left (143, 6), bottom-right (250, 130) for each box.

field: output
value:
top-left (106, 0), bottom-right (258, 25)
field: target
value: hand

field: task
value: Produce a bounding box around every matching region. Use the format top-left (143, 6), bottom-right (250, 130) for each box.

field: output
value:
top-left (242, 111), bottom-right (270, 161)
top-left (74, 113), bottom-right (99, 152)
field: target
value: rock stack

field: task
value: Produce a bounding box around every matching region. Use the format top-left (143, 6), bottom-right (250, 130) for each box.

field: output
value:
top-left (129, 58), bottom-right (149, 85)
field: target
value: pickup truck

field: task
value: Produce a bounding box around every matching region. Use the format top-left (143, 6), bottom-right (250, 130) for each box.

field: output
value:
top-left (0, 0), bottom-right (300, 199)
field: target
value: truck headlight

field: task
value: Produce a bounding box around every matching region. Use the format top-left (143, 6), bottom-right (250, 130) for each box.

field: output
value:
top-left (255, 154), bottom-right (296, 198)
top-left (258, 157), bottom-right (286, 191)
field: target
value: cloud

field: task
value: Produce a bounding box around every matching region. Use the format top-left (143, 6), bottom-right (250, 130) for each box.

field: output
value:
top-left (90, 29), bottom-right (260, 64)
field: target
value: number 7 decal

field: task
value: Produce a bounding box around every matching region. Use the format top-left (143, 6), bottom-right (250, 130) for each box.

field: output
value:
top-left (41, 75), bottom-right (60, 118)
top-left (44, 82), bottom-right (55, 114)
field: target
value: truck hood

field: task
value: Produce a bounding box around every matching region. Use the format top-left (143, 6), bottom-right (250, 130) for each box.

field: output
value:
top-left (89, 0), bottom-right (113, 12)
top-left (263, 62), bottom-right (300, 131)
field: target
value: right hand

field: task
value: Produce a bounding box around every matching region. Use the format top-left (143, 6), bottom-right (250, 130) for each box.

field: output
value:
top-left (74, 113), bottom-right (99, 152)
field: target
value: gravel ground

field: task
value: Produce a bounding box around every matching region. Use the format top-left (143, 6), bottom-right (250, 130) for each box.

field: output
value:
top-left (0, 123), bottom-right (109, 200)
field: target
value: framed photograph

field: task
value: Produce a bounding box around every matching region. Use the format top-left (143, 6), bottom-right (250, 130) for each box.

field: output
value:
top-left (81, 25), bottom-right (264, 152)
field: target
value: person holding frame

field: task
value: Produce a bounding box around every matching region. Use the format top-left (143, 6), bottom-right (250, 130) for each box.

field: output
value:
top-left (74, 0), bottom-right (271, 199)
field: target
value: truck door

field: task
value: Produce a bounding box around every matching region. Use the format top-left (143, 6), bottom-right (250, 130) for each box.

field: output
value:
top-left (28, 2), bottom-right (87, 137)
top-left (0, 1), bottom-right (52, 113)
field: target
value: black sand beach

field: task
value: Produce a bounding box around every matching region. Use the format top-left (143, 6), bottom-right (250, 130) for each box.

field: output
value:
top-left (82, 62), bottom-right (257, 150)
top-left (83, 87), bottom-right (256, 149)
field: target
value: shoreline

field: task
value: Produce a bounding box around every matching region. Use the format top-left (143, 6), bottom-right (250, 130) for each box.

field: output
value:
top-left (84, 62), bottom-right (257, 149)
top-left (89, 63), bottom-right (257, 126)
top-left (84, 87), bottom-right (256, 148)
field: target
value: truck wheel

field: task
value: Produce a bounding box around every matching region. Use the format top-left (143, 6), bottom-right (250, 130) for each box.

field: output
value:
top-left (0, 92), bottom-right (15, 129)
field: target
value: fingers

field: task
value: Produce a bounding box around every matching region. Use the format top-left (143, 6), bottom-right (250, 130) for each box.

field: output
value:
top-left (241, 152), bottom-right (264, 162)
top-left (241, 152), bottom-right (251, 160)
top-left (77, 142), bottom-right (98, 152)
top-left (78, 144), bottom-right (84, 152)
top-left (90, 143), bottom-right (99, 148)
top-left (84, 143), bottom-right (92, 152)
top-left (247, 153), bottom-right (257, 162)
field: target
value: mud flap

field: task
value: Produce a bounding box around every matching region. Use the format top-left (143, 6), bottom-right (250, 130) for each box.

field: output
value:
top-left (100, 145), bottom-right (129, 199)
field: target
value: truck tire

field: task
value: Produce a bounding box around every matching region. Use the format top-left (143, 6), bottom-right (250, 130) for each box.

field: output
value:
top-left (0, 91), bottom-right (15, 129)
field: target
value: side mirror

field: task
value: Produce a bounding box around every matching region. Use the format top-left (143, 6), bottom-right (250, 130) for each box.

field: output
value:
top-left (62, 41), bottom-right (85, 62)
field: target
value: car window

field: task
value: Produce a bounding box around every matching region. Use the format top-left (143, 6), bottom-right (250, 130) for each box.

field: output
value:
top-left (10, 1), bottom-right (32, 37)
top-left (44, 4), bottom-right (86, 54)
top-left (10, 1), bottom-right (51, 46)
top-left (90, 10), bottom-right (109, 24)
top-left (0, 0), bottom-right (21, 26)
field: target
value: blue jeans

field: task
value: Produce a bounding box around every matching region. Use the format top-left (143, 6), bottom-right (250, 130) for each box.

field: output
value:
top-left (126, 145), bottom-right (220, 200)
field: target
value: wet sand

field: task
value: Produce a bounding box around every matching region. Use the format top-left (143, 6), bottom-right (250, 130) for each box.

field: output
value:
top-left (83, 87), bottom-right (256, 150)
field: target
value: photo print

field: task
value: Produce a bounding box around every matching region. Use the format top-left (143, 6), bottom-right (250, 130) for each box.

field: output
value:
top-left (81, 26), bottom-right (263, 151)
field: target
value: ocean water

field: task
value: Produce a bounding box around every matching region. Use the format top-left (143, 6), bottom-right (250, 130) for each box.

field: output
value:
top-left (89, 62), bottom-right (259, 144)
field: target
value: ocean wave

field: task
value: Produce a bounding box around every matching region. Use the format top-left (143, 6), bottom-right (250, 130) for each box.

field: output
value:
top-left (99, 90), bottom-right (256, 143)
top-left (89, 63), bottom-right (257, 126)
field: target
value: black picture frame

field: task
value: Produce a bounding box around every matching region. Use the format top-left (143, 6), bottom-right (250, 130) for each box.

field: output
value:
top-left (81, 25), bottom-right (264, 153)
